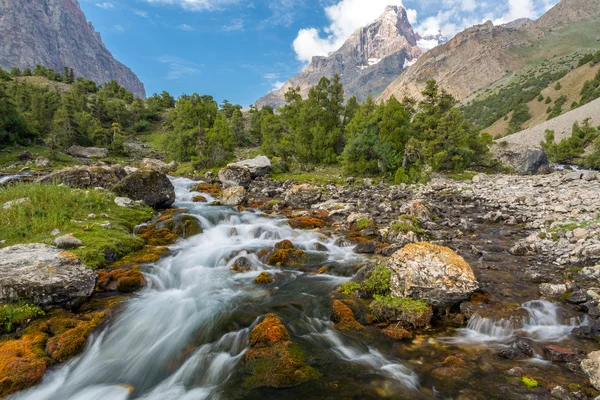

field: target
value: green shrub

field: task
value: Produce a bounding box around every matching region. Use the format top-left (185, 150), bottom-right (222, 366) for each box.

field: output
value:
top-left (338, 282), bottom-right (361, 296)
top-left (0, 303), bottom-right (44, 333)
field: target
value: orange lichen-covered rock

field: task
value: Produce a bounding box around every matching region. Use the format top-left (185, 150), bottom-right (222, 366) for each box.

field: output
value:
top-left (387, 243), bottom-right (479, 308)
top-left (253, 272), bottom-right (274, 284)
top-left (192, 195), bottom-right (207, 203)
top-left (331, 300), bottom-right (364, 332)
top-left (244, 314), bottom-right (319, 389)
top-left (44, 311), bottom-right (105, 362)
top-left (194, 183), bottom-right (222, 197)
top-left (382, 326), bottom-right (413, 340)
top-left (137, 227), bottom-right (179, 246)
top-left (275, 240), bottom-right (294, 250)
top-left (288, 216), bottom-right (325, 230)
top-left (111, 246), bottom-right (168, 266)
top-left (249, 313), bottom-right (290, 346)
top-left (0, 332), bottom-right (49, 398)
top-left (265, 240), bottom-right (307, 267)
top-left (97, 269), bottom-right (146, 293)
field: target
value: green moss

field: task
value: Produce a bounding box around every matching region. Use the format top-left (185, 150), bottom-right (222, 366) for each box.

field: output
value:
top-left (521, 377), bottom-right (539, 388)
top-left (371, 295), bottom-right (429, 314)
top-left (559, 291), bottom-right (573, 301)
top-left (362, 265), bottom-right (392, 297)
top-left (568, 383), bottom-right (581, 391)
top-left (0, 303), bottom-right (45, 333)
top-left (390, 216), bottom-right (423, 234)
top-left (0, 183), bottom-right (154, 268)
top-left (538, 231), bottom-right (547, 239)
top-left (355, 218), bottom-right (375, 230)
top-left (338, 282), bottom-right (361, 296)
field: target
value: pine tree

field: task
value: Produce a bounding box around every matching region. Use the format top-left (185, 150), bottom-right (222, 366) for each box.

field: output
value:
top-left (205, 113), bottom-right (235, 166)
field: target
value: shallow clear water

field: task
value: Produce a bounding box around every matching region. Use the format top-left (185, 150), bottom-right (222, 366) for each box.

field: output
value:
top-left (10, 178), bottom-right (593, 400)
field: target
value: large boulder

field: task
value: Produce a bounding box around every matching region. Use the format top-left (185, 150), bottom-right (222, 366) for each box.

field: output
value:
top-left (218, 165), bottom-right (252, 188)
top-left (221, 186), bottom-right (248, 206)
top-left (228, 156), bottom-right (271, 178)
top-left (0, 244), bottom-right (97, 309)
top-left (113, 170), bottom-right (175, 209)
top-left (37, 166), bottom-right (126, 188)
top-left (387, 242), bottom-right (479, 308)
top-left (284, 184), bottom-right (322, 209)
top-left (493, 145), bottom-right (550, 175)
top-left (140, 158), bottom-right (177, 173)
top-left (582, 351), bottom-right (600, 390)
top-left (67, 145), bottom-right (108, 159)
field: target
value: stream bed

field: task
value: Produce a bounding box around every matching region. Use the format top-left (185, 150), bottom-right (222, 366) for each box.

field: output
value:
top-left (10, 178), bottom-right (594, 399)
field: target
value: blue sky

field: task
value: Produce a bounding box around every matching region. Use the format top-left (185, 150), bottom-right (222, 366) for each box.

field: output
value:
top-left (80, 0), bottom-right (558, 106)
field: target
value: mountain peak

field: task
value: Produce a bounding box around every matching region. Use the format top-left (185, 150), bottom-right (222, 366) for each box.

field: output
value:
top-left (255, 4), bottom-right (420, 108)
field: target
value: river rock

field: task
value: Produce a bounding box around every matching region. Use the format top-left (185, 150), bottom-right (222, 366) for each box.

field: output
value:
top-left (387, 242), bottom-right (480, 308)
top-left (539, 283), bottom-right (568, 297)
top-left (67, 145), bottom-right (108, 158)
top-left (582, 351), bottom-right (600, 390)
top-left (113, 170), bottom-right (175, 209)
top-left (285, 184), bottom-right (322, 209)
top-left (37, 166), bottom-right (127, 188)
top-left (218, 165), bottom-right (252, 188)
top-left (544, 345), bottom-right (585, 362)
top-left (228, 156), bottom-right (271, 178)
top-left (140, 158), bottom-right (177, 173)
top-left (0, 244), bottom-right (97, 309)
top-left (221, 186), bottom-right (248, 206)
top-left (572, 320), bottom-right (600, 340)
top-left (54, 234), bottom-right (83, 249)
top-left (35, 156), bottom-right (52, 168)
top-left (494, 146), bottom-right (549, 175)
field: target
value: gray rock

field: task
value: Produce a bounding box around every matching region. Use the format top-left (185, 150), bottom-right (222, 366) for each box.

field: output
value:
top-left (0, 244), bottom-right (96, 309)
top-left (35, 156), bottom-right (52, 168)
top-left (140, 158), bottom-right (177, 173)
top-left (3, 197), bottom-right (27, 210)
top-left (387, 242), bottom-right (479, 308)
top-left (67, 145), bottom-right (108, 158)
top-left (539, 283), bottom-right (568, 297)
top-left (113, 170), bottom-right (175, 209)
top-left (285, 184), bottom-right (322, 209)
top-left (54, 234), bottom-right (83, 249)
top-left (228, 156), bottom-right (271, 178)
top-left (494, 146), bottom-right (550, 175)
top-left (114, 197), bottom-right (134, 207)
top-left (221, 186), bottom-right (248, 206)
top-left (218, 165), bottom-right (252, 188)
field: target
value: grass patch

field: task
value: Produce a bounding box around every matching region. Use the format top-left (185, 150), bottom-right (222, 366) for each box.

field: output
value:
top-left (390, 216), bottom-right (423, 234)
top-left (0, 183), bottom-right (154, 268)
top-left (371, 295), bottom-right (429, 313)
top-left (362, 265), bottom-right (392, 297)
top-left (0, 145), bottom-right (77, 171)
top-left (271, 165), bottom-right (346, 186)
top-left (0, 303), bottom-right (45, 334)
top-left (355, 218), bottom-right (375, 230)
top-left (448, 170), bottom-right (478, 181)
top-left (338, 282), bottom-right (361, 296)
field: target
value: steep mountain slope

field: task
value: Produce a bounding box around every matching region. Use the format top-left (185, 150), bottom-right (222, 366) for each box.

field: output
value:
top-left (0, 0), bottom-right (145, 98)
top-left (256, 6), bottom-right (421, 108)
top-left (378, 0), bottom-right (600, 104)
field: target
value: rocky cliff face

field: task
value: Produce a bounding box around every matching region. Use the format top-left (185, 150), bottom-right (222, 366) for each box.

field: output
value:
top-left (0, 0), bottom-right (145, 98)
top-left (378, 0), bottom-right (600, 104)
top-left (256, 6), bottom-right (421, 108)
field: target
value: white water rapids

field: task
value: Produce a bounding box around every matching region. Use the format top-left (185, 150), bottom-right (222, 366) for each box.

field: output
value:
top-left (10, 178), bottom-right (418, 399)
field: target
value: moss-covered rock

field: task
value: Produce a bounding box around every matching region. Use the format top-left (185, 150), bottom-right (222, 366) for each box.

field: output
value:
top-left (243, 313), bottom-right (319, 389)
top-left (369, 295), bottom-right (432, 329)
top-left (194, 183), bottom-right (222, 197)
top-left (97, 269), bottom-right (146, 293)
top-left (264, 240), bottom-right (307, 267)
top-left (331, 300), bottom-right (364, 332)
top-left (288, 216), bottom-right (325, 230)
top-left (253, 272), bottom-right (274, 284)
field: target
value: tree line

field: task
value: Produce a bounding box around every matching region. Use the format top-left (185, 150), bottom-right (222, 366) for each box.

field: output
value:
top-left (1, 66), bottom-right (493, 182)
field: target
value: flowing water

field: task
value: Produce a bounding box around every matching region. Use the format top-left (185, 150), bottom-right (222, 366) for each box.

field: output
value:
top-left (10, 178), bottom-right (594, 399)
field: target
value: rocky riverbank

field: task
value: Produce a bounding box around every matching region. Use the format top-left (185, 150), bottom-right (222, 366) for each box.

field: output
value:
top-left (3, 153), bottom-right (600, 398)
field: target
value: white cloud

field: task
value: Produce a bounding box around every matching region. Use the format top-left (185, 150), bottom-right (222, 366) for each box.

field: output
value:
top-left (178, 24), bottom-right (195, 31)
top-left (223, 18), bottom-right (244, 31)
top-left (144, 0), bottom-right (238, 11)
top-left (133, 9), bottom-right (149, 18)
top-left (293, 0), bottom-right (422, 62)
top-left (95, 2), bottom-right (114, 9)
top-left (261, 0), bottom-right (298, 28)
top-left (113, 24), bottom-right (125, 33)
top-left (156, 56), bottom-right (201, 80)
top-left (503, 0), bottom-right (535, 22)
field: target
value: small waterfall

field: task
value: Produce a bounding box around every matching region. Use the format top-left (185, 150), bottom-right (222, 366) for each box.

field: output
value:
top-left (444, 299), bottom-right (586, 345)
